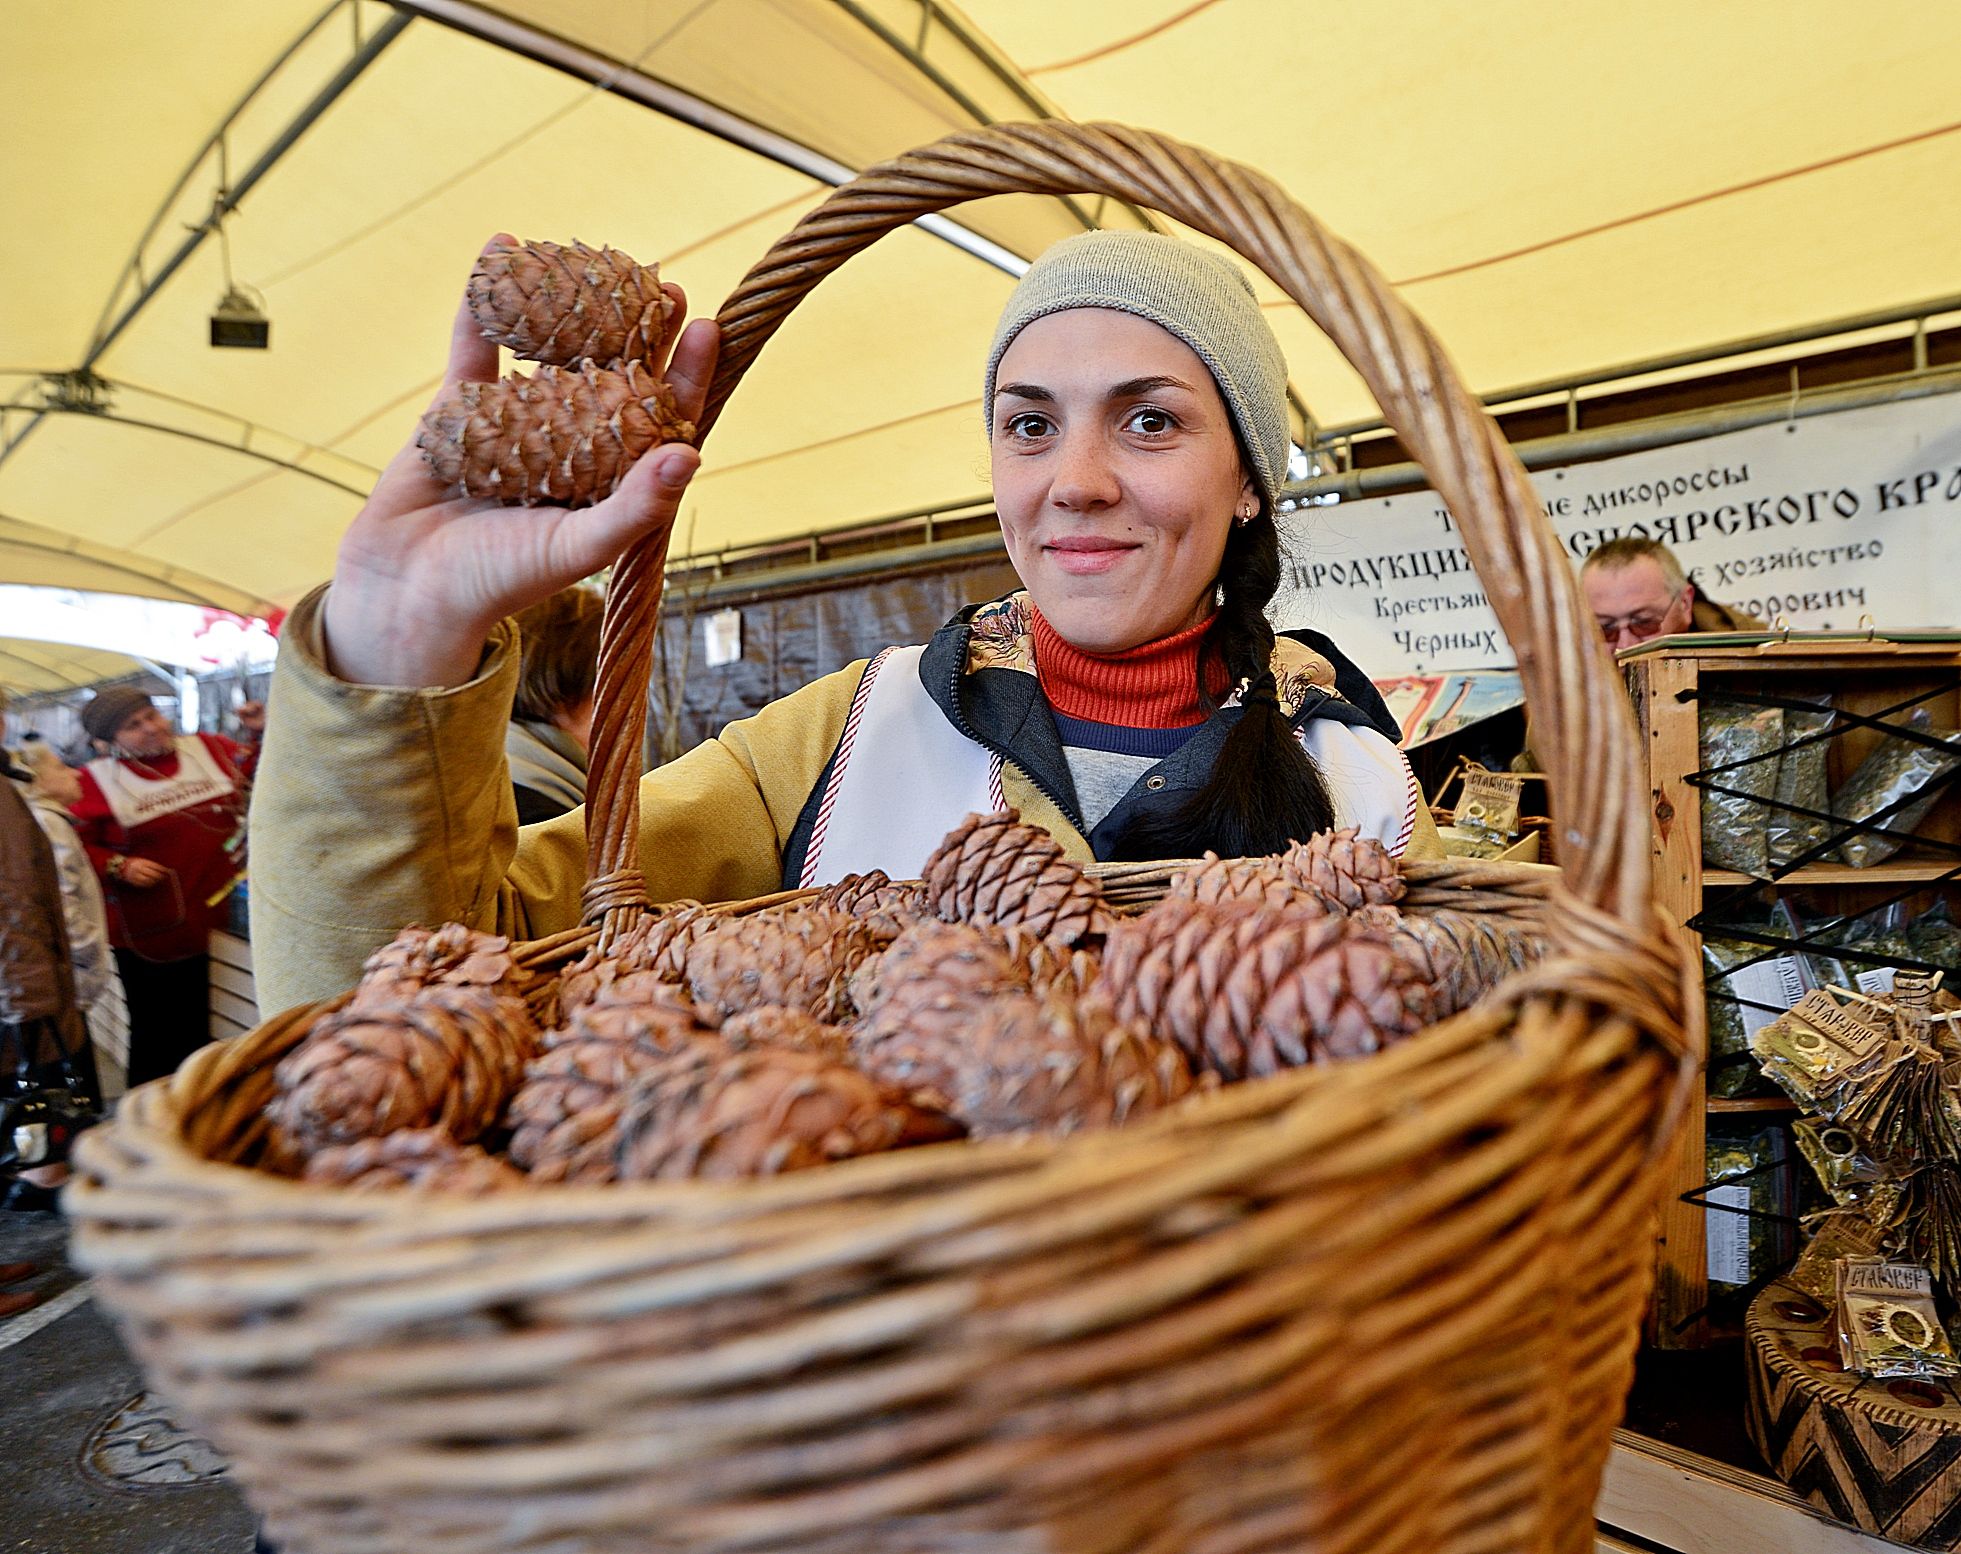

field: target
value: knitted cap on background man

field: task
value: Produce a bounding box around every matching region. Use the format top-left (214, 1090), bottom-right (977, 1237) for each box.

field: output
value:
top-left (81, 687), bottom-right (155, 744)
top-left (982, 231), bottom-right (1292, 506)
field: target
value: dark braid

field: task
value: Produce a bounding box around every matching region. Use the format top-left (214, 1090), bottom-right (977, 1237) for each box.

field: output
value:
top-left (1115, 506), bottom-right (1337, 859)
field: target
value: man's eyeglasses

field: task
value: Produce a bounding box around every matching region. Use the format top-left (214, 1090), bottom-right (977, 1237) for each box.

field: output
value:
top-left (1595, 610), bottom-right (1672, 641)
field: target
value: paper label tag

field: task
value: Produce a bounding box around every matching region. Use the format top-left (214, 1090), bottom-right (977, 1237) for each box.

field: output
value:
top-left (703, 608), bottom-right (743, 668)
top-left (1706, 1184), bottom-right (1753, 1285)
top-left (1857, 966), bottom-right (1898, 996)
top-left (1726, 955), bottom-right (1805, 1041)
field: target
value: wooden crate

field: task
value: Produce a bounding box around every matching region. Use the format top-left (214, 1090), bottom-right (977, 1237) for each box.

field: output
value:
top-left (1623, 637), bottom-right (1961, 1348)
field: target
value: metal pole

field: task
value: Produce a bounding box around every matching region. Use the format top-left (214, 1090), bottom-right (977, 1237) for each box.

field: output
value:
top-left (1312, 292), bottom-right (1961, 446)
top-left (1286, 367), bottom-right (1961, 504)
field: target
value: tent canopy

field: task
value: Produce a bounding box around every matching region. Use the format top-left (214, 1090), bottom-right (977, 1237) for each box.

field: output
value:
top-left (7, 0), bottom-right (1960, 616)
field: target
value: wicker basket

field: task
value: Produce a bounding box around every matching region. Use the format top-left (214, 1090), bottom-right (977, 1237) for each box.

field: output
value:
top-left (68, 122), bottom-right (1699, 1554)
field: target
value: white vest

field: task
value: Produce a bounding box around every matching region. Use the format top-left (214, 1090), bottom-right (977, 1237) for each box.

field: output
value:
top-left (86, 735), bottom-right (235, 833)
top-left (799, 647), bottom-right (1421, 886)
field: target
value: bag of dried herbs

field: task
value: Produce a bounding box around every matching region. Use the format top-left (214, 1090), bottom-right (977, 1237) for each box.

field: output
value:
top-left (1705, 1121), bottom-right (1798, 1312)
top-left (1907, 900), bottom-right (1961, 977)
top-left (1834, 707), bottom-right (1961, 868)
top-left (1702, 935), bottom-right (1791, 1098)
top-left (1768, 694), bottom-right (1836, 868)
top-left (1699, 699), bottom-right (1783, 877)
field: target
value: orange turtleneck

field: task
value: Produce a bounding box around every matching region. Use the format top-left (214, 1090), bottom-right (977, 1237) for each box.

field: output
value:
top-left (1030, 605), bottom-right (1230, 729)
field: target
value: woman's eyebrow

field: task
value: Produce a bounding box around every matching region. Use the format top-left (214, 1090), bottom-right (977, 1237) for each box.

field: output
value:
top-left (994, 382), bottom-right (1053, 403)
top-left (1108, 374), bottom-right (1197, 399)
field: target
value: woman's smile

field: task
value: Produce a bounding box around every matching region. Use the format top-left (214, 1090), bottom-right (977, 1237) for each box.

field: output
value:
top-left (1043, 534), bottom-right (1140, 575)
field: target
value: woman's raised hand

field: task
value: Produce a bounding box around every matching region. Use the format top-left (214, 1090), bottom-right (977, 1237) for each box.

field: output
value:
top-left (321, 237), bottom-right (719, 688)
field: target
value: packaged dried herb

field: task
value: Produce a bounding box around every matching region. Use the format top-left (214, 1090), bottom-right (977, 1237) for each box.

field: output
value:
top-left (1699, 700), bottom-right (1784, 877)
top-left (1907, 901), bottom-right (1961, 976)
top-left (1705, 1122), bottom-right (1797, 1300)
top-left (1834, 707), bottom-right (1961, 868)
top-left (1793, 1118), bottom-right (1888, 1205)
top-left (1702, 936), bottom-right (1792, 1098)
top-left (1835, 1257), bottom-right (1961, 1379)
top-left (1750, 986), bottom-right (1897, 1114)
top-left (1769, 695), bottom-right (1837, 868)
top-left (1789, 1208), bottom-right (1888, 1300)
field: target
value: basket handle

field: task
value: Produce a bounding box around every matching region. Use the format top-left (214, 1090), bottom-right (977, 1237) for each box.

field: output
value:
top-left (583, 120), bottom-right (1652, 940)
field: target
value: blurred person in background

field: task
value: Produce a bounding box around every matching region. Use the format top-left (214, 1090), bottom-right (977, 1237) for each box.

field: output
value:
top-left (0, 748), bottom-right (99, 1226)
top-left (1581, 536), bottom-right (1764, 652)
top-left (70, 687), bottom-right (263, 1087)
top-left (507, 584), bottom-right (604, 824)
top-left (16, 739), bottom-right (129, 1100)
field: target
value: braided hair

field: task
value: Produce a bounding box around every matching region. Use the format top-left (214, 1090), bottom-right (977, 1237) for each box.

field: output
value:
top-left (1116, 500), bottom-right (1336, 860)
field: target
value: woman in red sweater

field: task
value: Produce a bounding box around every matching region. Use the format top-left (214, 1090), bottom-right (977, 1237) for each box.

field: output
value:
top-left (70, 687), bottom-right (263, 1087)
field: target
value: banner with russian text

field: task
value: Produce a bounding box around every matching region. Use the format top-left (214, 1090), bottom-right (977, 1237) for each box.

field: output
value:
top-left (1273, 392), bottom-right (1961, 674)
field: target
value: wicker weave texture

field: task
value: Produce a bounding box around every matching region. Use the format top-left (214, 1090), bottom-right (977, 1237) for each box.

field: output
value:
top-left (68, 122), bottom-right (1696, 1554)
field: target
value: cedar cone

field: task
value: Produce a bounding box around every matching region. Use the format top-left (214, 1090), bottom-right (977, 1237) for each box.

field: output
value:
top-left (558, 903), bottom-right (710, 1013)
top-left (504, 1000), bottom-right (707, 1180)
top-left (684, 906), bottom-right (882, 1026)
top-left (418, 359), bottom-right (695, 508)
top-left (922, 809), bottom-right (1115, 945)
top-left (814, 870), bottom-right (932, 941)
top-left (851, 919), bottom-right (1097, 1080)
top-left (266, 987), bottom-right (538, 1157)
top-left (1384, 909), bottom-right (1547, 1019)
top-left (1277, 828), bottom-right (1407, 915)
top-left (1100, 897), bottom-right (1439, 1080)
top-left (356, 923), bottom-right (530, 1006)
top-left (303, 1129), bottom-right (525, 1195)
top-left (866, 986), bottom-right (1194, 1136)
top-left (607, 1044), bottom-right (963, 1182)
top-left (467, 238), bottom-right (675, 369)
top-left (1168, 852), bottom-right (1326, 914)
top-left (718, 1005), bottom-right (854, 1062)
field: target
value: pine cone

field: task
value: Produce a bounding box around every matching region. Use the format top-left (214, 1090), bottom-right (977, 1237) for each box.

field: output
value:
top-left (303, 1129), bottom-right (526, 1195)
top-left (607, 1045), bottom-right (962, 1182)
top-left (1168, 853), bottom-right (1326, 914)
top-left (1100, 897), bottom-right (1439, 1079)
top-left (558, 903), bottom-right (709, 1014)
top-left (267, 987), bottom-right (538, 1156)
top-left (467, 238), bottom-right (675, 369)
top-left (356, 923), bottom-right (530, 1006)
top-left (505, 1001), bottom-right (706, 1179)
top-left (1384, 909), bottom-right (1546, 1018)
top-left (418, 359), bottom-right (695, 508)
top-left (685, 907), bottom-right (882, 1026)
top-left (852, 920), bottom-right (1063, 1087)
top-left (922, 810), bottom-right (1115, 945)
top-left (814, 870), bottom-right (932, 941)
top-left (718, 1006), bottom-right (854, 1062)
top-left (1277, 828), bottom-right (1407, 915)
top-left (873, 987), bottom-right (1193, 1138)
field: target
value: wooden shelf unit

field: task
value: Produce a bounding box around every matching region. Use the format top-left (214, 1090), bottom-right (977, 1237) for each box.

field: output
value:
top-left (1624, 638), bottom-right (1961, 1348)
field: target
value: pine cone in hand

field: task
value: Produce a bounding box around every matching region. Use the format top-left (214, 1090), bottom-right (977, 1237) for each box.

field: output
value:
top-left (505, 1000), bottom-right (708, 1179)
top-left (467, 238), bottom-right (675, 369)
top-left (1168, 853), bottom-right (1324, 913)
top-left (868, 987), bottom-right (1193, 1138)
top-left (814, 870), bottom-right (932, 942)
top-left (1277, 828), bottom-right (1407, 915)
top-left (356, 923), bottom-right (530, 1006)
top-left (685, 907), bottom-right (882, 1026)
top-left (267, 988), bottom-right (539, 1156)
top-left (418, 359), bottom-right (695, 508)
top-left (303, 1129), bottom-right (526, 1195)
top-left (1383, 909), bottom-right (1547, 1018)
top-left (1100, 897), bottom-right (1439, 1080)
top-left (922, 810), bottom-right (1115, 945)
top-left (558, 903), bottom-right (710, 1014)
top-left (607, 1044), bottom-right (963, 1182)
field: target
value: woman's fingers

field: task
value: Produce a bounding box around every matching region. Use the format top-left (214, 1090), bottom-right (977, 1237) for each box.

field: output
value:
top-left (666, 318), bottom-right (722, 426)
top-left (547, 443), bottom-right (702, 581)
top-left (442, 241), bottom-right (505, 391)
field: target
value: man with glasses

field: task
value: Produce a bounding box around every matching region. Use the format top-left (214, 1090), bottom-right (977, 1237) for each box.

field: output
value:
top-left (1581, 536), bottom-right (1763, 652)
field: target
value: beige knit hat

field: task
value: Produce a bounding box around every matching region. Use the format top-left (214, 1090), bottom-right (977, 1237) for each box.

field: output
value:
top-left (983, 231), bottom-right (1290, 505)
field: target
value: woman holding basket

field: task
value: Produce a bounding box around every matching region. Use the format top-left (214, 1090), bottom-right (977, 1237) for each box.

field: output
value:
top-left (253, 231), bottom-right (1438, 1013)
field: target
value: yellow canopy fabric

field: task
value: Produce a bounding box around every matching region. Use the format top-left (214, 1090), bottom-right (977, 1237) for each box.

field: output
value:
top-left (0, 638), bottom-right (150, 695)
top-left (6, 0), bottom-right (1959, 613)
